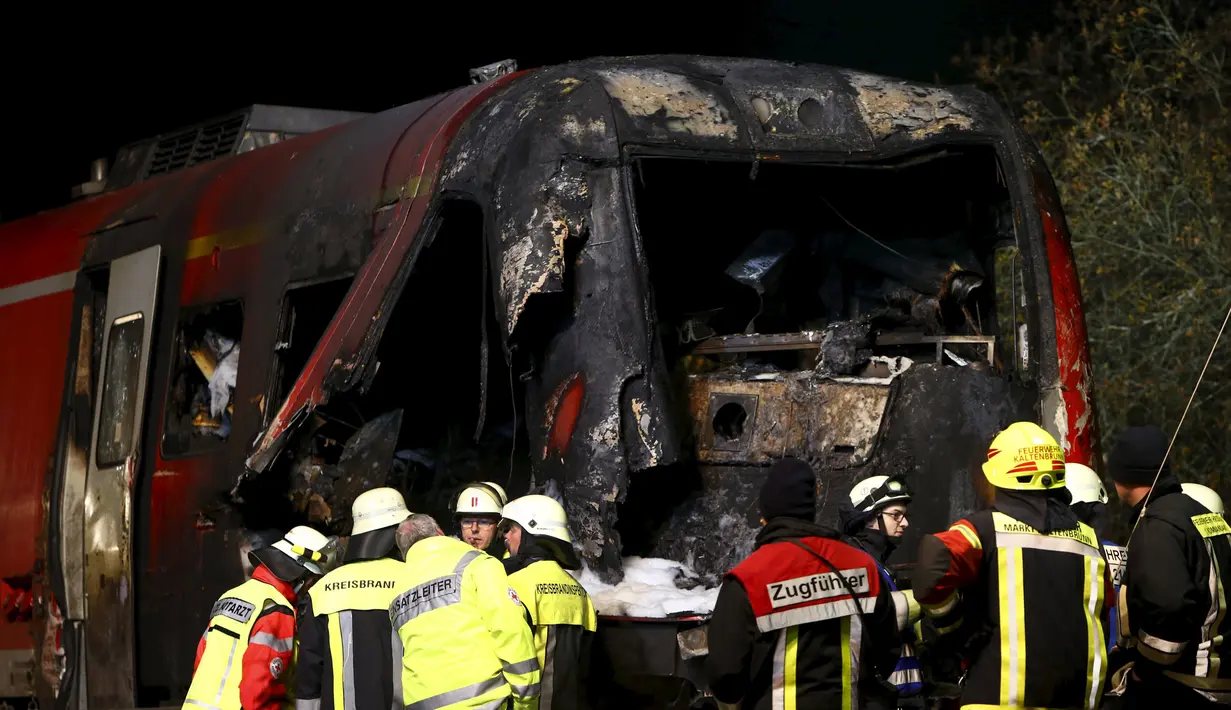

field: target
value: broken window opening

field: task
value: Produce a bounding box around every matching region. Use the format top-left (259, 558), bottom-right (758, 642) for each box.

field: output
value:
top-left (160, 300), bottom-right (245, 458)
top-left (247, 199), bottom-right (532, 536)
top-left (629, 145), bottom-right (1017, 380)
top-left (266, 276), bottom-right (355, 427)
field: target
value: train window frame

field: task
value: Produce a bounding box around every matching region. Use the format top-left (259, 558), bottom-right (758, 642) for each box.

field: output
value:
top-left (159, 299), bottom-right (246, 460)
top-left (264, 274), bottom-right (356, 429)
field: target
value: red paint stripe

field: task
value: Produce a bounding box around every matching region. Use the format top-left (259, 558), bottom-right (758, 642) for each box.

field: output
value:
top-left (1036, 169), bottom-right (1097, 466)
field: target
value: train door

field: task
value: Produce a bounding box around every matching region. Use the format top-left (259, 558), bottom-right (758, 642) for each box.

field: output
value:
top-left (72, 245), bottom-right (163, 709)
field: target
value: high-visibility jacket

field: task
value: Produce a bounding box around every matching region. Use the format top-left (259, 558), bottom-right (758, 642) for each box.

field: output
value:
top-left (1117, 480), bottom-right (1231, 701)
top-left (706, 518), bottom-right (902, 710)
top-left (914, 509), bottom-right (1114, 710)
top-left (296, 555), bottom-right (404, 710)
top-left (184, 565), bottom-right (299, 710)
top-left (506, 558), bottom-right (597, 710)
top-left (877, 566), bottom-right (923, 698)
top-left (389, 536), bottom-right (542, 710)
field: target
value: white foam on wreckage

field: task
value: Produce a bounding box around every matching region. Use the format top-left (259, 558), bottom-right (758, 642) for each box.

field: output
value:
top-left (572, 556), bottom-right (721, 618)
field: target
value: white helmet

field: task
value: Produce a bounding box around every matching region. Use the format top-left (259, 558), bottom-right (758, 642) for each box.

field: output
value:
top-left (1183, 483), bottom-right (1225, 515)
top-left (455, 482), bottom-right (508, 516)
top-left (1065, 463), bottom-right (1108, 505)
top-left (501, 494), bottom-right (572, 544)
top-left (501, 494), bottom-right (580, 569)
top-left (352, 487), bottom-right (412, 536)
top-left (848, 475), bottom-right (912, 515)
top-left (252, 525), bottom-right (339, 582)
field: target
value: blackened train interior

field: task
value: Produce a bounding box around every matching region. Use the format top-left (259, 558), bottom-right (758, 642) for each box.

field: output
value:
top-left (631, 145), bottom-right (1019, 377)
top-left (233, 200), bottom-right (533, 539)
top-left (615, 145), bottom-right (1028, 571)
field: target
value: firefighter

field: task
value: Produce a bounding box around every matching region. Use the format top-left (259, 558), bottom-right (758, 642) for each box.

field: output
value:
top-left (1181, 482), bottom-right (1226, 516)
top-left (706, 457), bottom-right (903, 709)
top-left (840, 474), bottom-right (924, 706)
top-left (184, 525), bottom-right (338, 710)
top-left (389, 512), bottom-right (541, 710)
top-left (500, 494), bottom-right (597, 710)
top-left (454, 481), bottom-right (509, 553)
top-left (1105, 425), bottom-right (1231, 707)
top-left (296, 487), bottom-right (412, 710)
top-left (911, 421), bottom-right (1115, 709)
top-left (1066, 461), bottom-right (1126, 654)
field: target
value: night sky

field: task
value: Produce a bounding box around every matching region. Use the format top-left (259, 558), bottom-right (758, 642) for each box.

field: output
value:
top-left (1, 1), bottom-right (1053, 223)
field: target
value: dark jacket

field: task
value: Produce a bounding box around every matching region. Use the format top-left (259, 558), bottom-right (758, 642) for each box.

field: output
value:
top-left (706, 518), bottom-right (901, 710)
top-left (1118, 475), bottom-right (1231, 701)
top-left (912, 494), bottom-right (1114, 709)
top-left (296, 527), bottom-right (403, 710)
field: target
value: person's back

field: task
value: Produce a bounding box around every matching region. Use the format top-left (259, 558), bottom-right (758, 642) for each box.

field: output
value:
top-left (184, 526), bottom-right (335, 710)
top-left (300, 556), bottom-right (405, 709)
top-left (914, 422), bottom-right (1114, 709)
top-left (1119, 478), bottom-right (1231, 701)
top-left (941, 508), bottom-right (1112, 706)
top-left (706, 458), bottom-right (901, 710)
top-left (501, 494), bottom-right (597, 710)
top-left (298, 487), bottom-right (412, 710)
top-left (507, 560), bottom-right (596, 709)
top-left (390, 515), bottom-right (541, 710)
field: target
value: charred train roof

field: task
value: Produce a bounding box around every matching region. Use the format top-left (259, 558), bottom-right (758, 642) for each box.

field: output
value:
top-left (442, 54), bottom-right (1010, 187)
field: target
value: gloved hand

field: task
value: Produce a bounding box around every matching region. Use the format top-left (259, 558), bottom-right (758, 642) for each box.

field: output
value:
top-left (902, 588), bottom-right (922, 625)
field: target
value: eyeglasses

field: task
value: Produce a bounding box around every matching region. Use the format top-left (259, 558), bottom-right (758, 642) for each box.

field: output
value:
top-left (460, 518), bottom-right (497, 528)
top-left (881, 510), bottom-right (908, 523)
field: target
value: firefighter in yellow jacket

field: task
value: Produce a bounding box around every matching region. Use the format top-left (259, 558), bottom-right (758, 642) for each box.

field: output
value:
top-left (501, 494), bottom-right (597, 710)
top-left (184, 525), bottom-right (339, 710)
top-left (389, 513), bottom-right (541, 710)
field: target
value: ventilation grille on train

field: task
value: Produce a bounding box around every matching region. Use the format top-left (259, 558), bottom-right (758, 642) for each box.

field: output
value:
top-left (145, 114), bottom-right (246, 178)
top-left (100, 104), bottom-right (371, 193)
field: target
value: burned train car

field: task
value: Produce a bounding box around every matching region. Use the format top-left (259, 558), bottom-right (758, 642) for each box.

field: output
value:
top-left (0, 55), bottom-right (1096, 707)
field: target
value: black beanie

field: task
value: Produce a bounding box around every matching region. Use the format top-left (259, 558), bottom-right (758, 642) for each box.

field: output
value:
top-left (1108, 425), bottom-right (1171, 487)
top-left (760, 457), bottom-right (817, 521)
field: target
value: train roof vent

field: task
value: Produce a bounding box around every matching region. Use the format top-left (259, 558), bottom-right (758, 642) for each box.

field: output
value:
top-left (146, 113), bottom-right (246, 178)
top-left (96, 104), bottom-right (370, 195)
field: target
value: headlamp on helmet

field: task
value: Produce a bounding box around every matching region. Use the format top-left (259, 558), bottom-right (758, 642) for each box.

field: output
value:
top-left (848, 474), bottom-right (913, 515)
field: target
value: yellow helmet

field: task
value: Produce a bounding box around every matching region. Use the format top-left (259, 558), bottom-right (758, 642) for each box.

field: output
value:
top-left (982, 422), bottom-right (1067, 491)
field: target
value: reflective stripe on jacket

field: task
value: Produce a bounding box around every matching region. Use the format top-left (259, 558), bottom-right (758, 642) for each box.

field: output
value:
top-left (914, 510), bottom-right (1113, 710)
top-left (390, 536), bottom-right (541, 710)
top-left (507, 559), bottom-right (597, 710)
top-left (296, 556), bottom-right (405, 710)
top-left (1119, 482), bottom-right (1231, 700)
top-left (878, 567), bottom-right (923, 697)
top-left (184, 565), bottom-right (298, 710)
